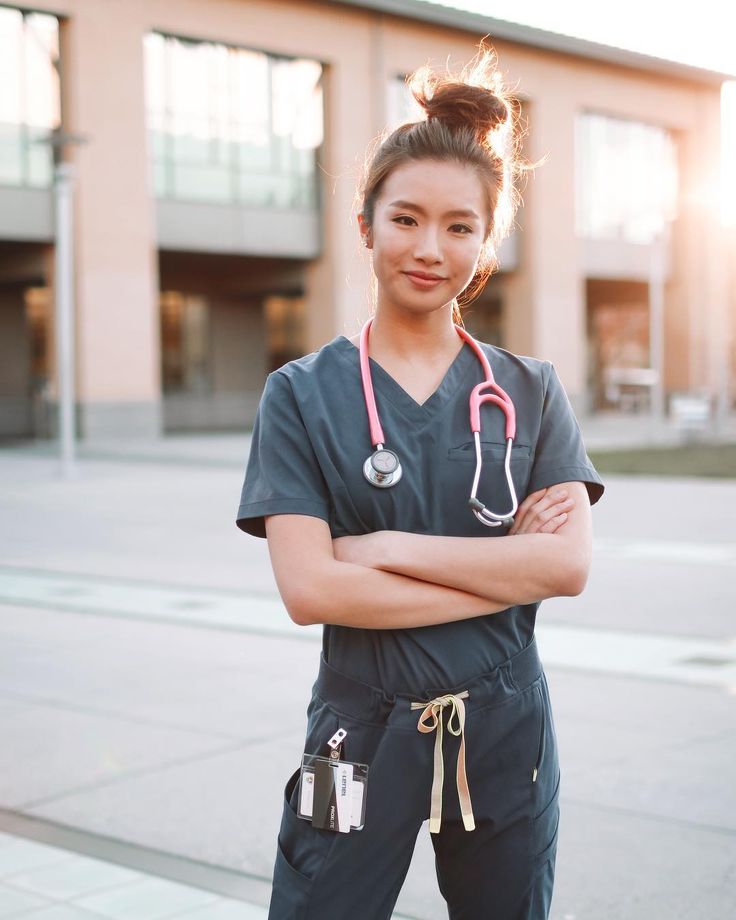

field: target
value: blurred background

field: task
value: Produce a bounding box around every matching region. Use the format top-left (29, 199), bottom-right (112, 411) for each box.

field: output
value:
top-left (0, 1), bottom-right (734, 919)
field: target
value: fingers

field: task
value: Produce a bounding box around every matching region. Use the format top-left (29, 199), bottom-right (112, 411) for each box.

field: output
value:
top-left (521, 494), bottom-right (573, 534)
top-left (508, 487), bottom-right (575, 535)
top-left (508, 488), bottom-right (546, 534)
top-left (537, 511), bottom-right (570, 533)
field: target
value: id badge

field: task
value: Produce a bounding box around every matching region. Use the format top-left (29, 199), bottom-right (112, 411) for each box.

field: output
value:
top-left (297, 728), bottom-right (369, 832)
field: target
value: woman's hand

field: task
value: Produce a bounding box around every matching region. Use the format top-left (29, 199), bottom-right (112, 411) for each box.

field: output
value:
top-left (507, 487), bottom-right (575, 536)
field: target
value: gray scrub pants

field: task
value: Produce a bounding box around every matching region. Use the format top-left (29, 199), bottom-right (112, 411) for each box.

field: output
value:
top-left (268, 636), bottom-right (560, 920)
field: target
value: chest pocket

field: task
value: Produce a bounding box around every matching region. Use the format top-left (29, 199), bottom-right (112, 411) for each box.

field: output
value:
top-left (447, 440), bottom-right (533, 508)
top-left (448, 441), bottom-right (532, 462)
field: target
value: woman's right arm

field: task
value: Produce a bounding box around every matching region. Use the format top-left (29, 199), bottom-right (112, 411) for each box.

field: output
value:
top-left (265, 514), bottom-right (509, 629)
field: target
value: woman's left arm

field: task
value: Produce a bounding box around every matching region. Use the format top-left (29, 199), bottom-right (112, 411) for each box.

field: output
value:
top-left (333, 481), bottom-right (593, 607)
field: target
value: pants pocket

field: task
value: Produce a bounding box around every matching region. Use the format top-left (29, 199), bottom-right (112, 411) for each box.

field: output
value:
top-left (268, 766), bottom-right (339, 919)
top-left (281, 764), bottom-right (339, 875)
top-left (532, 768), bottom-right (560, 865)
top-left (271, 694), bottom-right (342, 891)
top-left (271, 820), bottom-right (311, 919)
top-left (530, 672), bottom-right (560, 867)
top-left (269, 686), bottom-right (390, 920)
top-left (531, 674), bottom-right (559, 791)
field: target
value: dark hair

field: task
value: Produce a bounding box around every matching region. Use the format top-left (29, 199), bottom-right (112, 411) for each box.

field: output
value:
top-left (357, 39), bottom-right (537, 325)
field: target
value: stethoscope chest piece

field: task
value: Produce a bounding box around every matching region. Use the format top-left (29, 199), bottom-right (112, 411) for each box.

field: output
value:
top-left (363, 447), bottom-right (402, 488)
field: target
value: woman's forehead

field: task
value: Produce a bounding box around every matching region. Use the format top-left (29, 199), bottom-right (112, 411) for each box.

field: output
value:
top-left (378, 159), bottom-right (485, 212)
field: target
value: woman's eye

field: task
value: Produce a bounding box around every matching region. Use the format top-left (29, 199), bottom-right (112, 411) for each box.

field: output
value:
top-left (392, 216), bottom-right (473, 234)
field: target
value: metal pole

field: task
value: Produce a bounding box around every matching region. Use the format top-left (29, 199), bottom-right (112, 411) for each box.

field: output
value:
top-left (53, 161), bottom-right (78, 479)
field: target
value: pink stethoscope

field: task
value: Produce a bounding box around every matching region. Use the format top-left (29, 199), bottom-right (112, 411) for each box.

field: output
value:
top-left (359, 317), bottom-right (519, 527)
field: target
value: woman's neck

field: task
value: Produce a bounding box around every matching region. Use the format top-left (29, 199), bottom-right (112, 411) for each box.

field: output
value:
top-left (367, 310), bottom-right (461, 365)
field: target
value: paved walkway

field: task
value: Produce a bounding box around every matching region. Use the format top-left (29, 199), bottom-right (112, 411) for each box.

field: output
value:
top-left (0, 830), bottom-right (263, 920)
top-left (1, 432), bottom-right (735, 919)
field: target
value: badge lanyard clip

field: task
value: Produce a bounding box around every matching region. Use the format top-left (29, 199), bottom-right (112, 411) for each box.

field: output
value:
top-left (327, 727), bottom-right (346, 762)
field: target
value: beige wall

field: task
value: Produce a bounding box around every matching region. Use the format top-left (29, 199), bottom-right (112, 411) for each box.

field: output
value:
top-left (56, 0), bottom-right (160, 437)
top-left (22, 0), bottom-right (729, 432)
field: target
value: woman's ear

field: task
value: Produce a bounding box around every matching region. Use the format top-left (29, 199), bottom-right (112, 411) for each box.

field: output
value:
top-left (357, 213), bottom-right (373, 249)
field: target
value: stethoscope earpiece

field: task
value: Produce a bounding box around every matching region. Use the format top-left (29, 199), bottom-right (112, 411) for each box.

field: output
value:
top-left (468, 497), bottom-right (515, 528)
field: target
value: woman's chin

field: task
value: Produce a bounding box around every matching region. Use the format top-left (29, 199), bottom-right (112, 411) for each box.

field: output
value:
top-left (378, 287), bottom-right (461, 317)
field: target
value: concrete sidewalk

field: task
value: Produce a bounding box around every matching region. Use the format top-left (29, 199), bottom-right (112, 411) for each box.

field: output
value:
top-left (1, 440), bottom-right (735, 919)
top-left (0, 829), bottom-right (266, 920)
top-left (2, 405), bottom-right (735, 471)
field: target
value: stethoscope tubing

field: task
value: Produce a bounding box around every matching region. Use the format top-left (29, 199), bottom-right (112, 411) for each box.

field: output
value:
top-left (359, 317), bottom-right (519, 526)
top-left (359, 318), bottom-right (388, 449)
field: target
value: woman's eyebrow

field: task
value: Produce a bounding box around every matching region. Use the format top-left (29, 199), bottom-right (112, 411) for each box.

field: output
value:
top-left (388, 199), bottom-right (480, 220)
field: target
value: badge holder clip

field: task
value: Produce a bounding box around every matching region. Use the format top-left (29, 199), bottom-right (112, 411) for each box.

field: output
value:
top-left (297, 728), bottom-right (369, 832)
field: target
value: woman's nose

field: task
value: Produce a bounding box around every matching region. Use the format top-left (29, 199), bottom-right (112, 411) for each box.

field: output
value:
top-left (413, 227), bottom-right (442, 263)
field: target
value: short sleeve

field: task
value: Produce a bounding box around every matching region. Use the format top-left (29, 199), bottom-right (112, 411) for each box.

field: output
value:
top-left (235, 370), bottom-right (331, 538)
top-left (527, 362), bottom-right (605, 506)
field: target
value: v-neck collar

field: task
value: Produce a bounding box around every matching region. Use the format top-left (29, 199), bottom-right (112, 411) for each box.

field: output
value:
top-left (334, 333), bottom-right (477, 421)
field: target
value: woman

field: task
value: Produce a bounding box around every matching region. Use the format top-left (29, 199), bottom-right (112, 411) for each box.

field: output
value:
top-left (236, 41), bottom-right (605, 920)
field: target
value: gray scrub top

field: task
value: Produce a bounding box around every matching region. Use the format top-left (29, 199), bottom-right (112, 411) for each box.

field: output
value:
top-left (236, 334), bottom-right (605, 696)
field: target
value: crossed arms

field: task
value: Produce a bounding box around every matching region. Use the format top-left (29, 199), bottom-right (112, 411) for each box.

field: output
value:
top-left (264, 481), bottom-right (592, 630)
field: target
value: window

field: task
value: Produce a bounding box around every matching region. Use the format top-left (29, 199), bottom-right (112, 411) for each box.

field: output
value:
top-left (144, 33), bottom-right (324, 208)
top-left (576, 112), bottom-right (678, 243)
top-left (0, 7), bottom-right (60, 188)
top-left (386, 74), bottom-right (424, 131)
top-left (160, 291), bottom-right (212, 395)
top-left (264, 294), bottom-right (305, 372)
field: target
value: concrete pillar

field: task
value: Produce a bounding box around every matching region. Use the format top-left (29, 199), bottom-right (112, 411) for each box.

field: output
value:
top-left (59, 1), bottom-right (161, 440)
top-left (699, 91), bottom-right (732, 432)
top-left (304, 46), bottom-right (375, 349)
top-left (523, 91), bottom-right (588, 414)
top-left (504, 99), bottom-right (536, 360)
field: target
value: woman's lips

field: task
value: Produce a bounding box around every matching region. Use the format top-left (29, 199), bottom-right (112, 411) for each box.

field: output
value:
top-left (404, 271), bottom-right (446, 289)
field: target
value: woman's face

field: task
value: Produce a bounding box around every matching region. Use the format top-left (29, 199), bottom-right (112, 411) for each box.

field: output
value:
top-left (360, 158), bottom-right (488, 320)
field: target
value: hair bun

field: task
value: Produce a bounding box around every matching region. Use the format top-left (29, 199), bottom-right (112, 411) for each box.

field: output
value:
top-left (412, 78), bottom-right (508, 144)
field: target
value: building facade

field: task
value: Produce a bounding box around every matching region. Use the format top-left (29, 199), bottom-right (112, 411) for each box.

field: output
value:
top-left (0, 0), bottom-right (733, 439)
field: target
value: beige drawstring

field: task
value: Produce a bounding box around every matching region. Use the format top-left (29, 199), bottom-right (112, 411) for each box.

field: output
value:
top-left (410, 691), bottom-right (475, 833)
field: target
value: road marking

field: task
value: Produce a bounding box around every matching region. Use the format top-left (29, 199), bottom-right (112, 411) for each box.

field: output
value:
top-left (594, 538), bottom-right (736, 566)
top-left (1, 563), bottom-right (735, 690)
top-left (0, 564), bottom-right (306, 639)
top-left (533, 623), bottom-right (736, 690)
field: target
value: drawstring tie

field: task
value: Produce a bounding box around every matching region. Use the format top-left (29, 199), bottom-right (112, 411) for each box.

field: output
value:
top-left (410, 691), bottom-right (475, 833)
